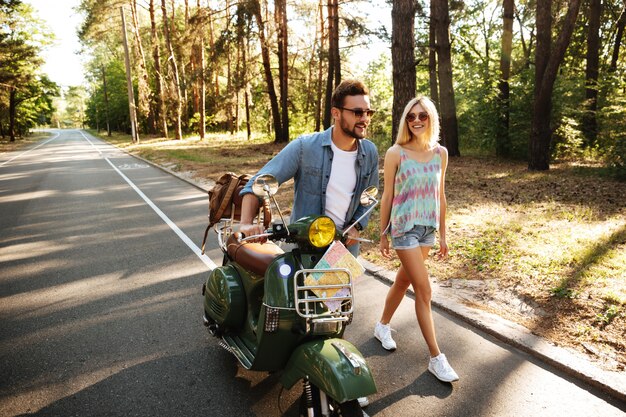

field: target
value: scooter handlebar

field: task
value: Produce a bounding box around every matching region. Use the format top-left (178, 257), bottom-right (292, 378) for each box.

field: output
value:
top-left (239, 232), bottom-right (274, 243)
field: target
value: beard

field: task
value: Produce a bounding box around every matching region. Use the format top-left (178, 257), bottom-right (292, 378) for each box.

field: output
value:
top-left (339, 118), bottom-right (367, 139)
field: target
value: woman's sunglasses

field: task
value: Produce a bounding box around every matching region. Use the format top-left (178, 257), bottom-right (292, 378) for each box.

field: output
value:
top-left (406, 112), bottom-right (429, 123)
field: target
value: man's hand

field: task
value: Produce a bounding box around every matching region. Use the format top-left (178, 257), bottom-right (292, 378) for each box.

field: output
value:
top-left (238, 223), bottom-right (267, 242)
top-left (238, 193), bottom-right (266, 242)
top-left (344, 227), bottom-right (360, 247)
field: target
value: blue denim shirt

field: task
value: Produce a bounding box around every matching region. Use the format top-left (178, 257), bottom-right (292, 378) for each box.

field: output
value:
top-left (241, 127), bottom-right (379, 231)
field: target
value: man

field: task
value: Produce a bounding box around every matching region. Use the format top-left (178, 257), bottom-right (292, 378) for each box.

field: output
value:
top-left (239, 79), bottom-right (378, 407)
top-left (239, 79), bottom-right (379, 257)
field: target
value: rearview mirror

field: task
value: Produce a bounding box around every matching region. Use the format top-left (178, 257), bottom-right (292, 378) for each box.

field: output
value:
top-left (252, 174), bottom-right (279, 198)
top-left (251, 174), bottom-right (289, 235)
top-left (359, 186), bottom-right (379, 206)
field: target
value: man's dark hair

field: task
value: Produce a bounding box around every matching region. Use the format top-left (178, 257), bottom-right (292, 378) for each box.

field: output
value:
top-left (331, 79), bottom-right (369, 109)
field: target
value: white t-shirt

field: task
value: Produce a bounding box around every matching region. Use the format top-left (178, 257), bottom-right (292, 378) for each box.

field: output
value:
top-left (325, 141), bottom-right (358, 229)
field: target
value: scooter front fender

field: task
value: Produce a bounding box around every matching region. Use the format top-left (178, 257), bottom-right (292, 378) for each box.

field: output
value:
top-left (280, 338), bottom-right (377, 403)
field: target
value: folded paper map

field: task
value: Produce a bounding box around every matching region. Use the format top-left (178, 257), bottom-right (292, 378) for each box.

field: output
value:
top-left (305, 241), bottom-right (365, 311)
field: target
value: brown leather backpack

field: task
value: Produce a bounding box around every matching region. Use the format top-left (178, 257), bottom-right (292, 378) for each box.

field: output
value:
top-left (201, 172), bottom-right (270, 254)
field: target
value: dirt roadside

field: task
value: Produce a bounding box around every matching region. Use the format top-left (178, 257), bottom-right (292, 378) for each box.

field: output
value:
top-left (149, 149), bottom-right (625, 373)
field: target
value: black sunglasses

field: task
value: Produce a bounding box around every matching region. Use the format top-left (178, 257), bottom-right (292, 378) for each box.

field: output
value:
top-left (338, 107), bottom-right (376, 119)
top-left (406, 112), bottom-right (429, 123)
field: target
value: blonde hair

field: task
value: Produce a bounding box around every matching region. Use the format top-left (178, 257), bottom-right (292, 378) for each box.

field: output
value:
top-left (395, 96), bottom-right (440, 148)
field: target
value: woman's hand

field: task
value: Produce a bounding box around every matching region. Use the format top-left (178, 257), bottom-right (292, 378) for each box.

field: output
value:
top-left (379, 235), bottom-right (393, 259)
top-left (435, 237), bottom-right (448, 260)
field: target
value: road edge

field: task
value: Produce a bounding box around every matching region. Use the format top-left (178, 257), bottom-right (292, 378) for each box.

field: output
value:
top-left (98, 132), bottom-right (626, 405)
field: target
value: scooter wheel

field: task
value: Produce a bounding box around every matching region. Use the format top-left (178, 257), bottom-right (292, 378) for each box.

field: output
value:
top-left (299, 384), bottom-right (363, 417)
top-left (335, 400), bottom-right (362, 416)
top-left (203, 310), bottom-right (222, 336)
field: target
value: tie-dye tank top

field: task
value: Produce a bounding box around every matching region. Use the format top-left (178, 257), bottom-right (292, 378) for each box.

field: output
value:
top-left (390, 146), bottom-right (442, 237)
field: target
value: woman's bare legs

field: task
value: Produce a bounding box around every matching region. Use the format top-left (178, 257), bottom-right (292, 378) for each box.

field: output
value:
top-left (394, 246), bottom-right (441, 357)
top-left (376, 245), bottom-right (458, 380)
top-left (379, 266), bottom-right (410, 324)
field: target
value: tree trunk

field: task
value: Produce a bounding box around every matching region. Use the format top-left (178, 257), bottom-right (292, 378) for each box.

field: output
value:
top-left (150, 0), bottom-right (168, 138)
top-left (234, 44), bottom-right (240, 134)
top-left (198, 19), bottom-right (206, 139)
top-left (304, 7), bottom-right (315, 120)
top-left (208, 6), bottom-right (219, 97)
top-left (496, 0), bottom-right (514, 157)
top-left (161, 0), bottom-right (183, 140)
top-left (582, 0), bottom-right (601, 147)
top-left (130, 0), bottom-right (154, 134)
top-left (102, 66), bottom-right (111, 137)
top-left (315, 0), bottom-right (325, 132)
top-left (180, 44), bottom-right (189, 133)
top-left (331, 0), bottom-right (340, 88)
top-left (428, 4), bottom-right (439, 109)
top-left (226, 0), bottom-right (234, 134)
top-left (9, 88), bottom-right (16, 142)
top-left (275, 0), bottom-right (289, 142)
top-left (244, 30), bottom-right (251, 141)
top-left (121, 7), bottom-right (139, 143)
top-left (391, 0), bottom-right (417, 145)
top-left (432, 0), bottom-right (460, 156)
top-left (235, 3), bottom-right (250, 140)
top-left (610, 3), bottom-right (626, 72)
top-left (191, 2), bottom-right (206, 139)
top-left (529, 0), bottom-right (582, 170)
top-left (323, 0), bottom-right (339, 129)
top-left (251, 0), bottom-right (282, 141)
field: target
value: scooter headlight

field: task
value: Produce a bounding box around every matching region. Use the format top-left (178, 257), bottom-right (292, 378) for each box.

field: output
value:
top-left (308, 216), bottom-right (336, 248)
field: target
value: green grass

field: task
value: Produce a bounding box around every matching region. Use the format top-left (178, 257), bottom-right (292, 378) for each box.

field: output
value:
top-left (164, 149), bottom-right (214, 163)
top-left (454, 229), bottom-right (508, 272)
top-left (88, 129), bottom-right (279, 169)
top-left (596, 304), bottom-right (621, 327)
top-left (575, 227), bottom-right (626, 280)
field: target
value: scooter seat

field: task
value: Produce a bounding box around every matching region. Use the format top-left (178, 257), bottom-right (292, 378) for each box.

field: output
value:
top-left (226, 234), bottom-right (284, 277)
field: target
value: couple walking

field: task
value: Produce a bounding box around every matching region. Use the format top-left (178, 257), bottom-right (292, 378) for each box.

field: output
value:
top-left (239, 79), bottom-right (459, 385)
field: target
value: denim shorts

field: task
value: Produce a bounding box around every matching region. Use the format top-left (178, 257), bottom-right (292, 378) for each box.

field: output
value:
top-left (391, 225), bottom-right (436, 250)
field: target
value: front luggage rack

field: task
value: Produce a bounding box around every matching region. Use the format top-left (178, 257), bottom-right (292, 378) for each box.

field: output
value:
top-left (293, 268), bottom-right (354, 320)
top-left (215, 221), bottom-right (234, 252)
top-left (214, 203), bottom-right (268, 252)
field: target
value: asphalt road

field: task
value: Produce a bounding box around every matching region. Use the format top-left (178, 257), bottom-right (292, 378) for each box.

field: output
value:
top-left (1, 130), bottom-right (624, 416)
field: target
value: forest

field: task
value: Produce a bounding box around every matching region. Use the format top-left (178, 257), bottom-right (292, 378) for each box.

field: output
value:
top-left (0, 1), bottom-right (59, 141)
top-left (1, 0), bottom-right (625, 175)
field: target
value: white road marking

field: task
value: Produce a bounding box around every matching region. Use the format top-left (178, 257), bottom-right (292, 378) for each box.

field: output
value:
top-left (0, 131), bottom-right (60, 167)
top-left (117, 163), bottom-right (149, 169)
top-left (79, 131), bottom-right (217, 270)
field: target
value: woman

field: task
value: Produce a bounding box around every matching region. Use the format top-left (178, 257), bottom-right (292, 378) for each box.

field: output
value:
top-left (374, 96), bottom-right (459, 382)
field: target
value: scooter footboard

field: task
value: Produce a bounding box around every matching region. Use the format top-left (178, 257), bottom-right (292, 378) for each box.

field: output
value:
top-left (280, 338), bottom-right (377, 403)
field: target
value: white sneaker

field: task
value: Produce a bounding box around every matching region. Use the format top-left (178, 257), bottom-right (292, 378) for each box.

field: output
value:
top-left (374, 322), bottom-right (397, 351)
top-left (428, 353), bottom-right (459, 382)
top-left (357, 396), bottom-right (369, 408)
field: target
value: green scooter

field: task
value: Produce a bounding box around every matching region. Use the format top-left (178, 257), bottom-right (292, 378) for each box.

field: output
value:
top-left (202, 174), bottom-right (378, 416)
